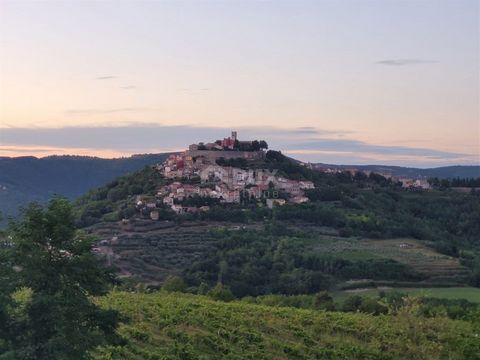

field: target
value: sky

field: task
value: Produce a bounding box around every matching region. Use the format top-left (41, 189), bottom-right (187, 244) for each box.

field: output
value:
top-left (0, 0), bottom-right (478, 167)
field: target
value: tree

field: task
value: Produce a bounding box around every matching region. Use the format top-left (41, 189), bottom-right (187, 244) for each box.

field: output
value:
top-left (197, 282), bottom-right (209, 295)
top-left (0, 198), bottom-right (120, 359)
top-left (207, 283), bottom-right (235, 302)
top-left (266, 150), bottom-right (284, 162)
top-left (0, 229), bottom-right (16, 357)
top-left (161, 275), bottom-right (187, 293)
top-left (359, 297), bottom-right (388, 315)
top-left (314, 291), bottom-right (335, 311)
top-left (107, 187), bottom-right (127, 202)
top-left (341, 295), bottom-right (363, 312)
top-left (470, 256), bottom-right (480, 287)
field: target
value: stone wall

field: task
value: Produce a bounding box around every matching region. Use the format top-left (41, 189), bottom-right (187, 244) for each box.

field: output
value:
top-left (186, 149), bottom-right (265, 161)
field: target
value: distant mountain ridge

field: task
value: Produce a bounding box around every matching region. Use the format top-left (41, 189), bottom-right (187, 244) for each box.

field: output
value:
top-left (0, 153), bottom-right (170, 223)
top-left (313, 163), bottom-right (480, 179)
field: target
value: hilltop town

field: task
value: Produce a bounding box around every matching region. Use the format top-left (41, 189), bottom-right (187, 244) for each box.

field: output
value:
top-left (130, 131), bottom-right (438, 220)
top-left (147, 131), bottom-right (314, 216)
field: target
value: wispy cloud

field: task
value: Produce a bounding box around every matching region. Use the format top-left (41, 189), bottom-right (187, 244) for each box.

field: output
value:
top-left (120, 85), bottom-right (136, 90)
top-left (178, 88), bottom-right (211, 95)
top-left (65, 108), bottom-right (148, 116)
top-left (294, 126), bottom-right (317, 134)
top-left (376, 59), bottom-right (437, 66)
top-left (95, 76), bottom-right (117, 80)
top-left (292, 127), bottom-right (351, 136)
top-left (287, 139), bottom-right (468, 160)
top-left (0, 146), bottom-right (59, 153)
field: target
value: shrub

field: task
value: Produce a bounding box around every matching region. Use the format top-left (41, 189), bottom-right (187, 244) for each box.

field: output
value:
top-left (197, 282), bottom-right (209, 295)
top-left (207, 283), bottom-right (235, 302)
top-left (161, 276), bottom-right (187, 293)
top-left (314, 291), bottom-right (335, 311)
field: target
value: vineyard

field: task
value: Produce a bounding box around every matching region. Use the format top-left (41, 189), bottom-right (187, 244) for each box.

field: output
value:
top-left (95, 291), bottom-right (480, 360)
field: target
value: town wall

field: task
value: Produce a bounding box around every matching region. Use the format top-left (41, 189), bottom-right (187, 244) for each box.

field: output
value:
top-left (186, 149), bottom-right (265, 161)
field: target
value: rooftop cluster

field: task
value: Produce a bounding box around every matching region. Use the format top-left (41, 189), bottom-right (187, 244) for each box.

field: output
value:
top-left (149, 132), bottom-right (314, 214)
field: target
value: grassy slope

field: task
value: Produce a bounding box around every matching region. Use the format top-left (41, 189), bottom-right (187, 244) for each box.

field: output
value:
top-left (334, 287), bottom-right (480, 304)
top-left (96, 291), bottom-right (479, 360)
top-left (310, 237), bottom-right (470, 285)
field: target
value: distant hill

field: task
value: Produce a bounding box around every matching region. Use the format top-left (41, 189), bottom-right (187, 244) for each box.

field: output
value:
top-left (73, 150), bottom-right (479, 292)
top-left (0, 153), bottom-right (170, 223)
top-left (1, 152), bottom-right (478, 226)
top-left (314, 164), bottom-right (480, 179)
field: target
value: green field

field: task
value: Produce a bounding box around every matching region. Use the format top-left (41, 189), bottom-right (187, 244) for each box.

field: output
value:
top-left (95, 291), bottom-right (479, 360)
top-left (334, 287), bottom-right (480, 303)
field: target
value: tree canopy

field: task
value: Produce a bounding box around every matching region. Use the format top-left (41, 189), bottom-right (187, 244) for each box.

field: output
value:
top-left (0, 198), bottom-right (120, 359)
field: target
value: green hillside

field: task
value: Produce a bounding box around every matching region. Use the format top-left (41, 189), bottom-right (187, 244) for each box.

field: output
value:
top-left (2, 154), bottom-right (480, 359)
top-left (95, 291), bottom-right (479, 360)
top-left (4, 198), bottom-right (479, 360)
top-left (75, 152), bottom-right (480, 295)
top-left (0, 153), bottom-right (170, 225)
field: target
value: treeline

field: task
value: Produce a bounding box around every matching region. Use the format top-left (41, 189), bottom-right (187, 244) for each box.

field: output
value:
top-left (429, 177), bottom-right (480, 188)
top-left (243, 291), bottom-right (480, 321)
top-left (274, 191), bottom-right (480, 252)
top-left (233, 139), bottom-right (268, 151)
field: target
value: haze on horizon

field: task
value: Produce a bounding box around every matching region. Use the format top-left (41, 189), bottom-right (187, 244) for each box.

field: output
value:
top-left (0, 0), bottom-right (478, 168)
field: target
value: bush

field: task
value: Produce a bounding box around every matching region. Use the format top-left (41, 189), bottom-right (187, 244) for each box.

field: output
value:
top-left (207, 283), bottom-right (235, 302)
top-left (341, 295), bottom-right (388, 315)
top-left (128, 184), bottom-right (144, 195)
top-left (314, 291), bottom-right (335, 311)
top-left (161, 276), bottom-right (187, 293)
top-left (107, 187), bottom-right (127, 202)
top-left (197, 282), bottom-right (209, 295)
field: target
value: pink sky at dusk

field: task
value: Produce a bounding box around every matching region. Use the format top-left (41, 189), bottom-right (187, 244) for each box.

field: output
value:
top-left (0, 0), bottom-right (478, 167)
